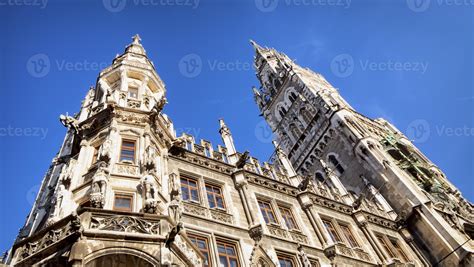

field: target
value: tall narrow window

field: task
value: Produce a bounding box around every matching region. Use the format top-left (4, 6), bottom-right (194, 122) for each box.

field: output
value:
top-left (277, 254), bottom-right (296, 267)
top-left (340, 224), bottom-right (359, 248)
top-left (180, 177), bottom-right (200, 202)
top-left (216, 241), bottom-right (240, 267)
top-left (288, 92), bottom-right (298, 102)
top-left (188, 234), bottom-right (211, 267)
top-left (222, 154), bottom-right (228, 163)
top-left (279, 206), bottom-right (298, 230)
top-left (328, 155), bottom-right (344, 174)
top-left (258, 200), bottom-right (277, 224)
top-left (186, 140), bottom-right (193, 151)
top-left (91, 145), bottom-right (100, 164)
top-left (376, 234), bottom-right (397, 258)
top-left (204, 146), bottom-right (211, 157)
top-left (113, 193), bottom-right (133, 212)
top-left (390, 238), bottom-right (409, 262)
top-left (128, 87), bottom-right (138, 99)
top-left (322, 219), bottom-right (342, 243)
top-left (120, 140), bottom-right (136, 162)
top-left (206, 183), bottom-right (225, 209)
top-left (315, 172), bottom-right (325, 182)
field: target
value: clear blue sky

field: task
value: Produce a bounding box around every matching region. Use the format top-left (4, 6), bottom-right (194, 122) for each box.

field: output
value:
top-left (0, 0), bottom-right (472, 253)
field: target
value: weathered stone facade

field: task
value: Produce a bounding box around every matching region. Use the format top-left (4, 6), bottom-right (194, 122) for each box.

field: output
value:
top-left (5, 36), bottom-right (473, 266)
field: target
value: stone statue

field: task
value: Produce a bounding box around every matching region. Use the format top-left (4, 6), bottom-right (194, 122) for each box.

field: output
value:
top-left (90, 163), bottom-right (108, 208)
top-left (59, 114), bottom-right (80, 134)
top-left (298, 244), bottom-right (311, 267)
top-left (143, 145), bottom-right (156, 170)
top-left (141, 174), bottom-right (159, 214)
top-left (168, 193), bottom-right (182, 224)
top-left (59, 160), bottom-right (75, 189)
top-left (99, 138), bottom-right (112, 163)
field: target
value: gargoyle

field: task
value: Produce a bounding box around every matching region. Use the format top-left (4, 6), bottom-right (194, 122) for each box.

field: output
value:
top-left (236, 151), bottom-right (250, 169)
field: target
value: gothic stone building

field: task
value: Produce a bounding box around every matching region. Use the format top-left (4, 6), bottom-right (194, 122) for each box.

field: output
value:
top-left (5, 36), bottom-right (473, 267)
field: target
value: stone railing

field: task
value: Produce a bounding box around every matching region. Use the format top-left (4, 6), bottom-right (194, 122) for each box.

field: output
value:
top-left (266, 224), bottom-right (288, 239)
top-left (11, 214), bottom-right (82, 265)
top-left (182, 201), bottom-right (233, 225)
top-left (127, 98), bottom-right (141, 109)
top-left (265, 224), bottom-right (309, 245)
top-left (324, 242), bottom-right (373, 263)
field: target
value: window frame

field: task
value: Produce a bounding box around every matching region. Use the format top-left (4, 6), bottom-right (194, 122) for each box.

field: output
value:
top-left (205, 183), bottom-right (226, 210)
top-left (128, 86), bottom-right (139, 99)
top-left (120, 139), bottom-right (136, 163)
top-left (91, 144), bottom-right (101, 164)
top-left (188, 233), bottom-right (212, 267)
top-left (216, 239), bottom-right (240, 267)
top-left (113, 192), bottom-right (134, 212)
top-left (321, 218), bottom-right (343, 243)
top-left (376, 234), bottom-right (397, 259)
top-left (257, 199), bottom-right (278, 225)
top-left (389, 237), bottom-right (409, 262)
top-left (278, 205), bottom-right (299, 231)
top-left (339, 223), bottom-right (360, 248)
top-left (276, 252), bottom-right (297, 267)
top-left (180, 176), bottom-right (201, 203)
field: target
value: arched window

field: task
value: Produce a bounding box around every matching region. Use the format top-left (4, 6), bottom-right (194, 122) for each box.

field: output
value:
top-left (279, 107), bottom-right (287, 118)
top-left (289, 91), bottom-right (298, 102)
top-left (328, 155), bottom-right (345, 175)
top-left (315, 172), bottom-right (325, 182)
top-left (289, 123), bottom-right (301, 139)
top-left (299, 107), bottom-right (312, 124)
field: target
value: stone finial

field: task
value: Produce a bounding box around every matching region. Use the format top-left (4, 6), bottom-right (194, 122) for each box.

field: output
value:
top-left (132, 34), bottom-right (142, 45)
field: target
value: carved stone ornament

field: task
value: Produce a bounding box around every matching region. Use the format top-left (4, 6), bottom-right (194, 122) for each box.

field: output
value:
top-left (90, 215), bottom-right (160, 235)
top-left (249, 224), bottom-right (264, 242)
top-left (59, 114), bottom-right (81, 134)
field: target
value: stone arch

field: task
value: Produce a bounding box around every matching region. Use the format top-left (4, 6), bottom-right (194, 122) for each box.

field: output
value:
top-left (275, 102), bottom-right (288, 121)
top-left (284, 86), bottom-right (298, 106)
top-left (83, 247), bottom-right (160, 267)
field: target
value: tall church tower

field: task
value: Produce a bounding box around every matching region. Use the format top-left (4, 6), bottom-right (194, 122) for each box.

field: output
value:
top-left (7, 35), bottom-right (203, 266)
top-left (252, 41), bottom-right (474, 266)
